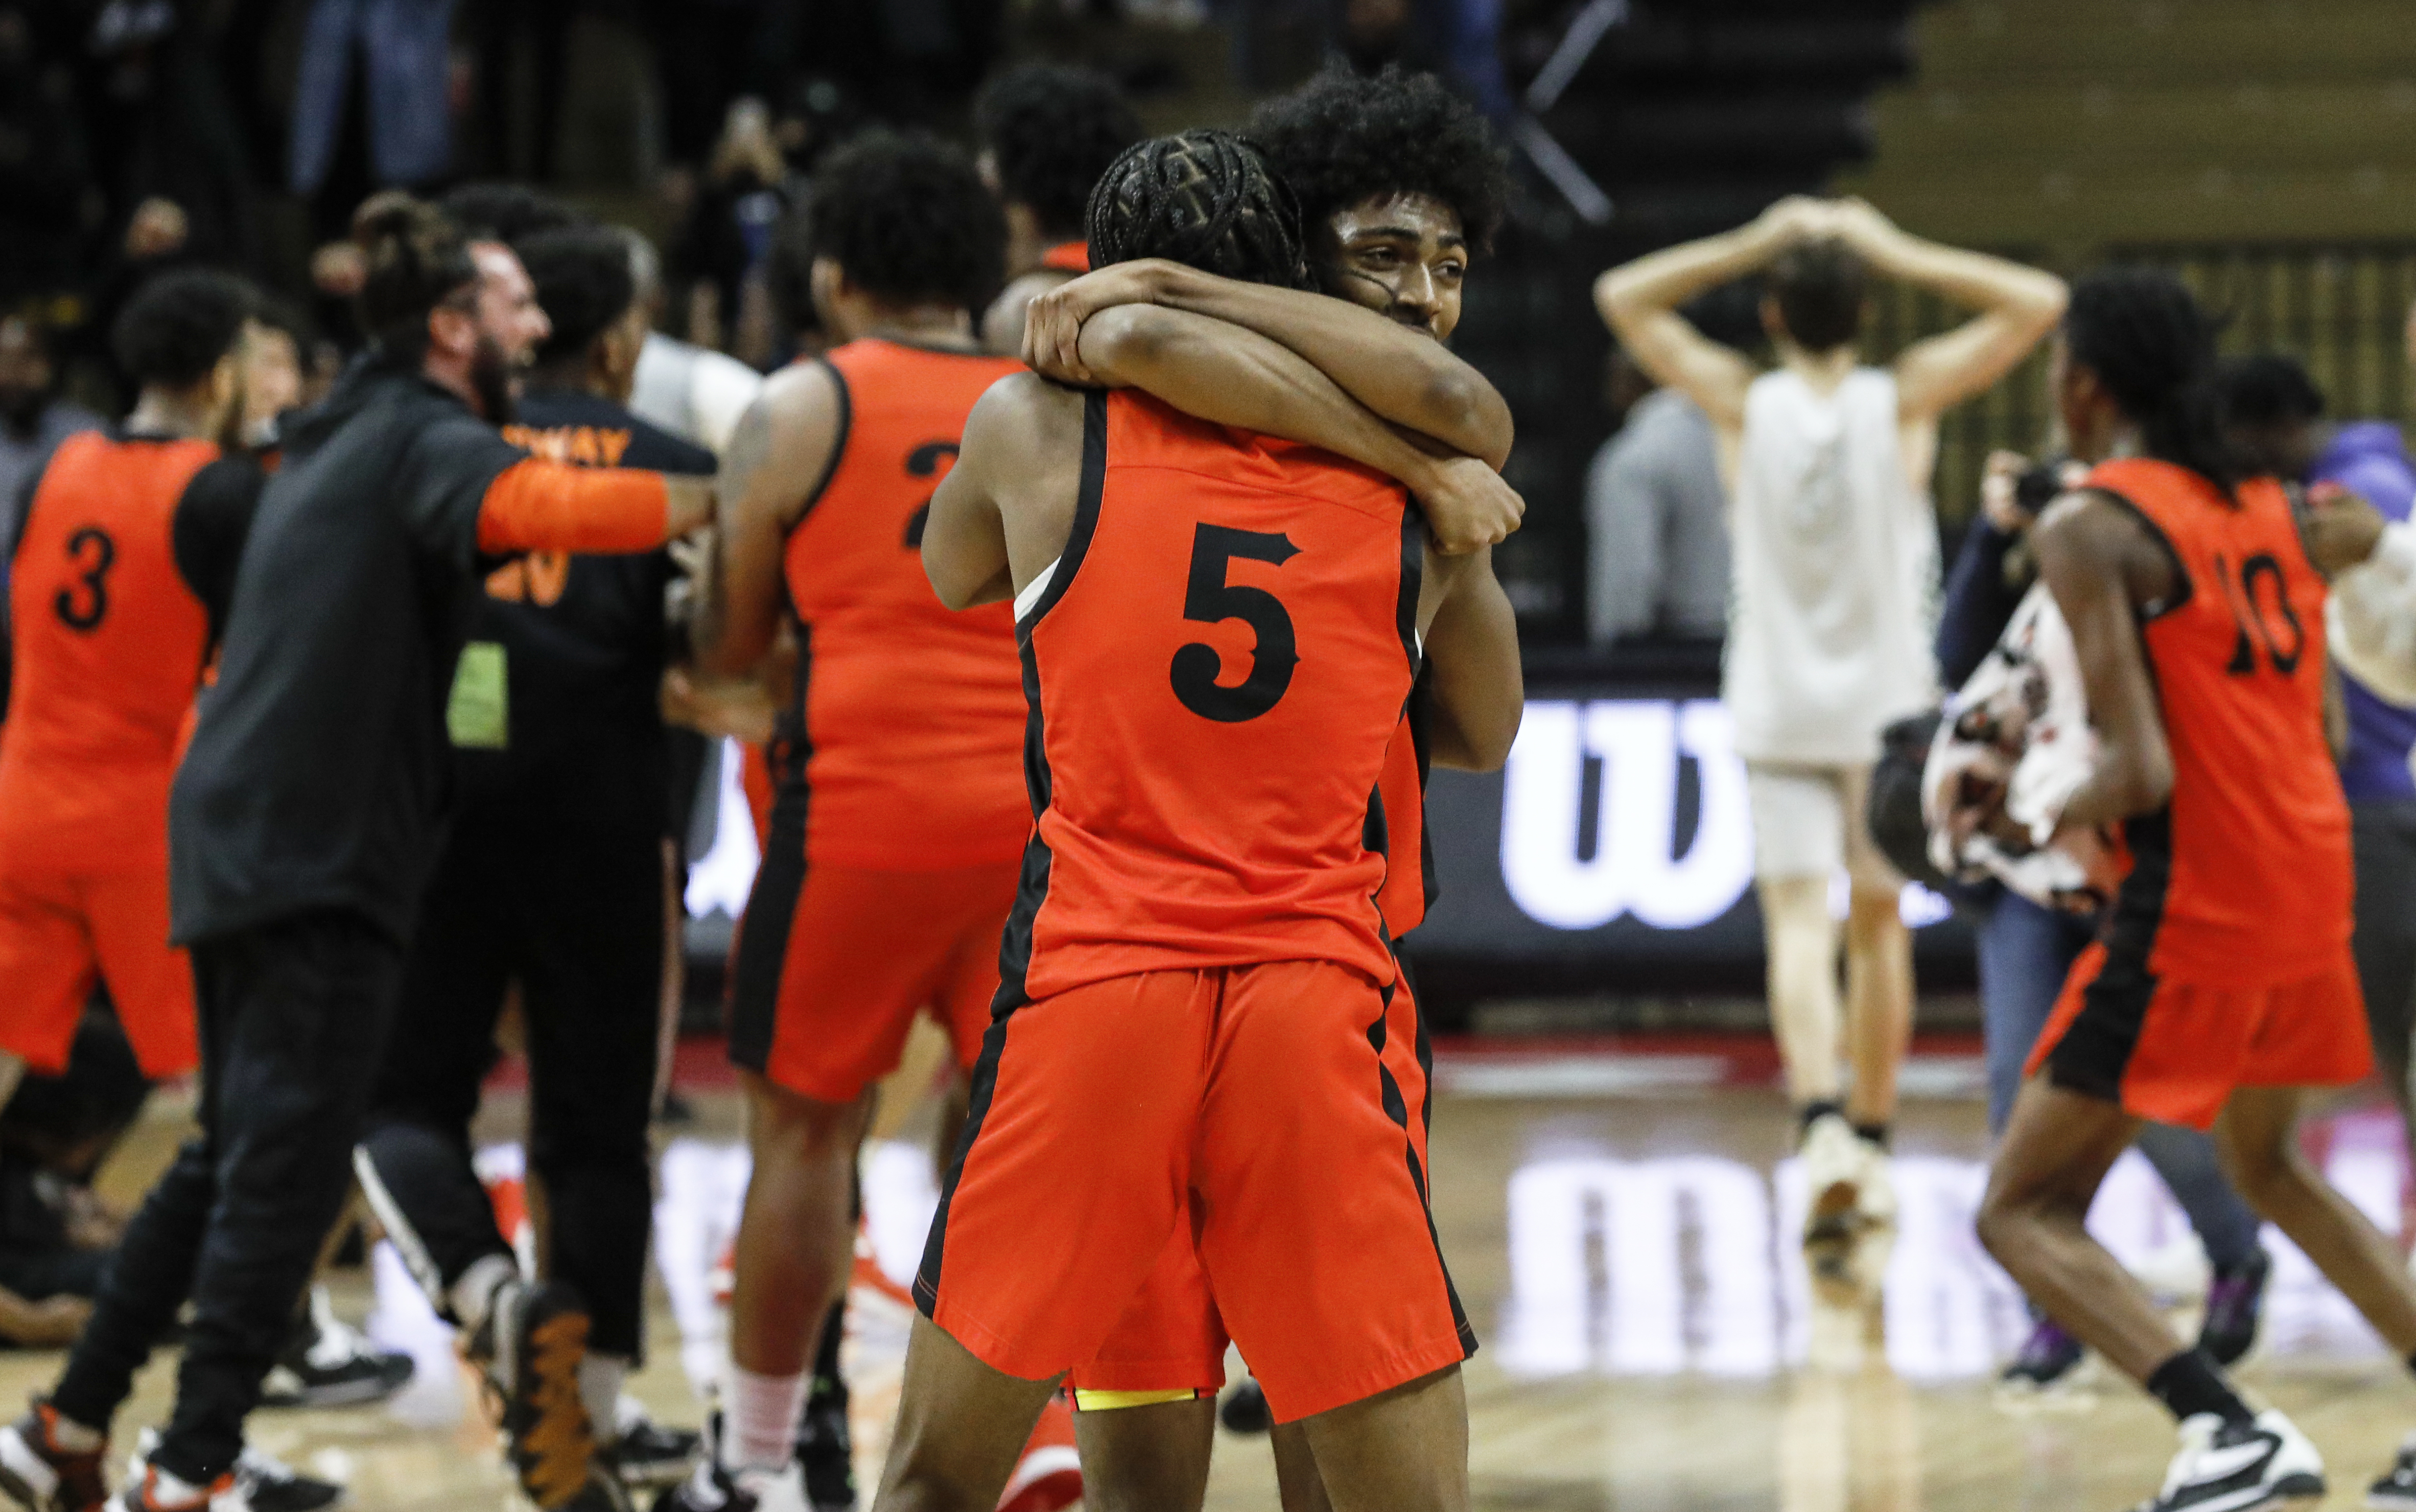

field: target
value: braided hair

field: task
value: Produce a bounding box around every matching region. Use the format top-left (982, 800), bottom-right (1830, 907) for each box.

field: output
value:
top-left (1085, 129), bottom-right (1312, 290)
top-left (2065, 268), bottom-right (2240, 494)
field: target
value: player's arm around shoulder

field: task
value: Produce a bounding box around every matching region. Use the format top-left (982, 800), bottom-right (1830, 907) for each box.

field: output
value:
top-left (2031, 489), bottom-right (2175, 824)
top-left (689, 359), bottom-right (842, 677)
top-left (1418, 544), bottom-right (1522, 771)
top-left (925, 372), bottom-right (1087, 611)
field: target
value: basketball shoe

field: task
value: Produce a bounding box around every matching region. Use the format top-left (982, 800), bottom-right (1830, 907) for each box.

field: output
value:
top-left (0, 1400), bottom-right (107, 1512)
top-left (125, 1431), bottom-right (340, 1512)
top-left (258, 1288), bottom-right (413, 1410)
top-left (465, 1279), bottom-right (626, 1511)
top-left (2139, 1410), bottom-right (2322, 1511)
top-left (1799, 1113), bottom-right (1865, 1247)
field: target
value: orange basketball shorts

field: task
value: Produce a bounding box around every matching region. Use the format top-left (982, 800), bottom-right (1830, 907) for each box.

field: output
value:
top-left (726, 846), bottom-right (1018, 1105)
top-left (2029, 940), bottom-right (2372, 1131)
top-left (0, 860), bottom-right (196, 1078)
top-left (1066, 971), bottom-right (1436, 1404)
top-left (915, 960), bottom-right (1472, 1424)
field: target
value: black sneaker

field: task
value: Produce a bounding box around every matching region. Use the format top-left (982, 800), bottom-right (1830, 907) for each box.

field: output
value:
top-left (259, 1289), bottom-right (415, 1410)
top-left (610, 1402), bottom-right (700, 1492)
top-left (0, 1401), bottom-right (108, 1512)
top-left (2197, 1249), bottom-right (2271, 1368)
top-left (467, 1279), bottom-right (606, 1512)
top-left (128, 1431), bottom-right (342, 1512)
top-left (1218, 1379), bottom-right (1271, 1435)
top-left (2371, 1433), bottom-right (2416, 1509)
top-left (650, 1458), bottom-right (761, 1512)
top-left (1997, 1316), bottom-right (2084, 1393)
top-left (2139, 1409), bottom-right (2322, 1511)
top-left (796, 1375), bottom-right (853, 1512)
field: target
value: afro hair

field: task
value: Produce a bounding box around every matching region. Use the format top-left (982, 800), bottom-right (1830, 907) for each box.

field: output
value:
top-left (809, 129), bottom-right (1005, 313)
top-left (1248, 64), bottom-right (1509, 257)
top-left (516, 224), bottom-right (639, 367)
top-left (112, 268), bottom-right (255, 390)
top-left (975, 63), bottom-right (1142, 242)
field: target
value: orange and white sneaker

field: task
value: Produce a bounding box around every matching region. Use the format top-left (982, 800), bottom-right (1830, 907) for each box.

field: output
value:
top-left (0, 1400), bottom-right (108, 1512)
top-left (106, 1464), bottom-right (230, 1512)
top-left (994, 1396), bottom-right (1080, 1512)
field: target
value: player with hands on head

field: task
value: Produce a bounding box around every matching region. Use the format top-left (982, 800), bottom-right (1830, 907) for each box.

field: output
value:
top-left (1597, 194), bottom-right (2067, 1250)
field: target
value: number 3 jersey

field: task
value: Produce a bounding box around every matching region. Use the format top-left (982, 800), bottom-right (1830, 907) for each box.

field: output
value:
top-left (1001, 390), bottom-right (1422, 1007)
top-left (0, 431), bottom-right (261, 871)
top-left (780, 338), bottom-right (1029, 867)
top-left (2088, 456), bottom-right (2350, 986)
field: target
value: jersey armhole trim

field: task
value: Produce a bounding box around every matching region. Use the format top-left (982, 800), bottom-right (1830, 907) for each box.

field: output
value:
top-left (1394, 497), bottom-right (1423, 672)
top-left (2087, 484), bottom-right (2195, 622)
top-left (791, 357), bottom-right (853, 530)
top-left (1015, 390), bottom-right (1108, 635)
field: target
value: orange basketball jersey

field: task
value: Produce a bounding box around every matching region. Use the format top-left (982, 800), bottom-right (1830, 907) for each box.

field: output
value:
top-left (1039, 241), bottom-right (1091, 273)
top-left (2089, 456), bottom-right (2350, 985)
top-left (781, 339), bottom-right (1029, 868)
top-left (1002, 390), bottom-right (1422, 1006)
top-left (0, 432), bottom-right (218, 869)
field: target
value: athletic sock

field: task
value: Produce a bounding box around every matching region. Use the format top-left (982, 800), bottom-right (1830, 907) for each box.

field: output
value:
top-left (450, 1253), bottom-right (519, 1338)
top-left (1797, 1099), bottom-right (1845, 1137)
top-left (1852, 1122), bottom-right (1891, 1150)
top-left (725, 1363), bottom-right (808, 1473)
top-left (2145, 1348), bottom-right (2254, 1426)
top-left (579, 1353), bottom-right (629, 1444)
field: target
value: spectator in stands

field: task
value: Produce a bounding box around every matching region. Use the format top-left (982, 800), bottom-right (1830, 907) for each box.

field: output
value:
top-left (1585, 288), bottom-right (1761, 644)
top-left (0, 315), bottom-right (100, 523)
top-left (2220, 356), bottom-right (2416, 1178)
top-left (289, 0), bottom-right (456, 235)
top-left (1597, 196), bottom-right (2065, 1246)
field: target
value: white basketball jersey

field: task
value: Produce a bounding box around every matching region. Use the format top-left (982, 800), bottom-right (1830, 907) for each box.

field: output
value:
top-left (1723, 366), bottom-right (1939, 765)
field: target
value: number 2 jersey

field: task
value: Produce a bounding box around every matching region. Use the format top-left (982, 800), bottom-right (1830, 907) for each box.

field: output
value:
top-left (1001, 390), bottom-right (1422, 1007)
top-left (2089, 455), bottom-right (2351, 986)
top-left (0, 430), bottom-right (261, 871)
top-left (780, 338), bottom-right (1029, 867)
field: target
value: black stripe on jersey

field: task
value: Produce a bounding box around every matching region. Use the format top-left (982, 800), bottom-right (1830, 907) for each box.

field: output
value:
top-left (1366, 970), bottom-right (1476, 1357)
top-left (924, 394), bottom-right (1109, 1313)
top-left (725, 624), bottom-right (815, 1072)
top-left (1394, 500), bottom-right (1423, 671)
top-left (1013, 390), bottom-right (1109, 634)
top-left (2043, 808), bottom-right (2172, 1103)
top-left (991, 390), bottom-right (1109, 1015)
top-left (2087, 485), bottom-right (2195, 621)
top-left (791, 358), bottom-right (853, 529)
top-left (1407, 671), bottom-right (1440, 920)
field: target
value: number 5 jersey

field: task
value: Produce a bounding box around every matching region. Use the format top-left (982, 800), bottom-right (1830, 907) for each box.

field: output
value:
top-left (2086, 455), bottom-right (2351, 986)
top-left (999, 389), bottom-right (1422, 1009)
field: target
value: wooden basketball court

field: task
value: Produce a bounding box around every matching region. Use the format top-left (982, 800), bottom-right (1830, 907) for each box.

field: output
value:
top-left (17, 1045), bottom-right (2415, 1510)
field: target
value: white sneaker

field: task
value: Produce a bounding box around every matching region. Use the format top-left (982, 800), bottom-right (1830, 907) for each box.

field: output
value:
top-left (2140, 1409), bottom-right (2323, 1511)
top-left (1852, 1132), bottom-right (1897, 1228)
top-left (1799, 1113), bottom-right (1864, 1247)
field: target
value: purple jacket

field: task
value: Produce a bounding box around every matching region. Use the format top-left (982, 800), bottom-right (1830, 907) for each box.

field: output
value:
top-left (2317, 422), bottom-right (2416, 802)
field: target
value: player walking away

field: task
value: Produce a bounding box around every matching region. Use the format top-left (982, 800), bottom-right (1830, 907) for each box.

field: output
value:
top-left (664, 130), bottom-right (1027, 1512)
top-left (351, 221), bottom-right (712, 1500)
top-left (0, 193), bottom-right (709, 1512)
top-left (1597, 198), bottom-right (2066, 1245)
top-left (1966, 269), bottom-right (2416, 1512)
top-left (876, 127), bottom-right (1519, 1512)
top-left (1012, 65), bottom-right (1518, 1509)
top-left (974, 63), bottom-right (1141, 353)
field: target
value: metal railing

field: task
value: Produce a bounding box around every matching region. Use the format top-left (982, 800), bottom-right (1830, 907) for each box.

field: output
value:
top-left (1864, 241), bottom-right (2416, 523)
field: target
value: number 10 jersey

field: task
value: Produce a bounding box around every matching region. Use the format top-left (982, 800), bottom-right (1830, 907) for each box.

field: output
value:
top-left (2089, 455), bottom-right (2351, 986)
top-left (998, 390), bottom-right (1422, 1009)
